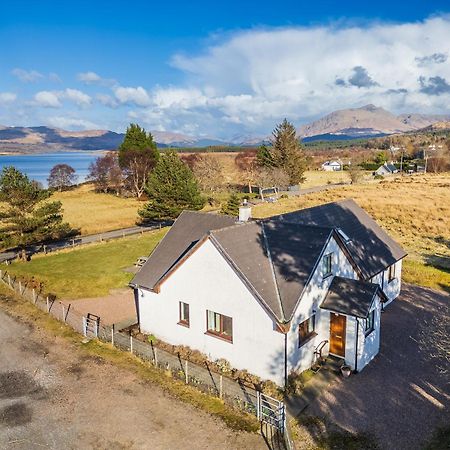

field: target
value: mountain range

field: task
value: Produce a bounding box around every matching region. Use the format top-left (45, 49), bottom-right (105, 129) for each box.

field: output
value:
top-left (1, 105), bottom-right (449, 153)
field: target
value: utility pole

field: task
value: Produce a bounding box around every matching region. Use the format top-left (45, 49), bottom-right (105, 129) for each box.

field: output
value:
top-left (400, 148), bottom-right (404, 174)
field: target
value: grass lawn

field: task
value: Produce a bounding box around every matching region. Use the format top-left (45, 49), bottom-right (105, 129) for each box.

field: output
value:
top-left (53, 183), bottom-right (141, 235)
top-left (253, 173), bottom-right (450, 292)
top-left (5, 228), bottom-right (168, 299)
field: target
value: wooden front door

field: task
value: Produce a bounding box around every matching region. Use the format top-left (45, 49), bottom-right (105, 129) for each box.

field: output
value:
top-left (329, 313), bottom-right (346, 357)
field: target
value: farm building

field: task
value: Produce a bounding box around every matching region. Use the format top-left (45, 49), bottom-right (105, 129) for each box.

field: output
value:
top-left (321, 160), bottom-right (342, 171)
top-left (375, 162), bottom-right (399, 176)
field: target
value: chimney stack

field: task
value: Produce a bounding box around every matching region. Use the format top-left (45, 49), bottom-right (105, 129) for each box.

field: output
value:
top-left (238, 199), bottom-right (252, 222)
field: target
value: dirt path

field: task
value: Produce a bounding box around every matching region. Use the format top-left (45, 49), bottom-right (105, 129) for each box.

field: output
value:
top-left (0, 308), bottom-right (265, 450)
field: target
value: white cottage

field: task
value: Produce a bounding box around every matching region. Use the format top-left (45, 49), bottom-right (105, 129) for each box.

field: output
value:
top-left (130, 200), bottom-right (406, 387)
top-left (321, 160), bottom-right (342, 171)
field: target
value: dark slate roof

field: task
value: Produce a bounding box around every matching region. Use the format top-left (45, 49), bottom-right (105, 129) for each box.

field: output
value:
top-left (320, 276), bottom-right (379, 318)
top-left (210, 220), bottom-right (333, 321)
top-left (131, 211), bottom-right (236, 290)
top-left (386, 164), bottom-right (397, 173)
top-left (274, 199), bottom-right (407, 279)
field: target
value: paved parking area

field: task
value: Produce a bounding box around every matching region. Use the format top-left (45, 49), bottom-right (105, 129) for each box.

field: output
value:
top-left (307, 284), bottom-right (450, 450)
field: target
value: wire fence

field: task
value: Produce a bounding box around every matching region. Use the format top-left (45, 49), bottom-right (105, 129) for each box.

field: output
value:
top-left (0, 268), bottom-right (293, 449)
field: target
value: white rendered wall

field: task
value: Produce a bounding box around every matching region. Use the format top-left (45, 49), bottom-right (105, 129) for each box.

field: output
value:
top-left (137, 239), bottom-right (286, 385)
top-left (370, 259), bottom-right (402, 305)
top-left (286, 236), bottom-right (359, 374)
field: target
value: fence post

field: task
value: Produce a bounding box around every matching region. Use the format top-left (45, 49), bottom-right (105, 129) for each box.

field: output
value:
top-left (154, 347), bottom-right (158, 366)
top-left (0, 269), bottom-right (2, 280)
top-left (111, 328), bottom-right (114, 346)
top-left (72, 239), bottom-right (75, 248)
top-left (185, 360), bottom-right (188, 384)
top-left (82, 317), bottom-right (87, 336)
top-left (8, 274), bottom-right (11, 287)
top-left (18, 281), bottom-right (22, 295)
top-left (219, 375), bottom-right (223, 399)
top-left (256, 391), bottom-right (261, 421)
top-left (61, 304), bottom-right (65, 322)
top-left (43, 245), bottom-right (46, 254)
top-left (32, 288), bottom-right (36, 303)
top-left (46, 296), bottom-right (49, 312)
top-left (130, 335), bottom-right (133, 354)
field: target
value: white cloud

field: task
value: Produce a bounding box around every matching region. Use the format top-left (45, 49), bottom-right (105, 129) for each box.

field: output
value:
top-left (114, 86), bottom-right (151, 106)
top-left (12, 68), bottom-right (44, 83)
top-left (45, 116), bottom-right (100, 130)
top-left (77, 71), bottom-right (116, 87)
top-left (96, 93), bottom-right (118, 108)
top-left (34, 91), bottom-right (62, 108)
top-left (144, 15), bottom-right (450, 136)
top-left (49, 72), bottom-right (62, 83)
top-left (32, 89), bottom-right (91, 108)
top-left (61, 88), bottom-right (92, 106)
top-left (0, 92), bottom-right (17, 104)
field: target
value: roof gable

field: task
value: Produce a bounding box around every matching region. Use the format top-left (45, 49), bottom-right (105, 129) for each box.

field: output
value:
top-left (131, 211), bottom-right (236, 290)
top-left (275, 199), bottom-right (407, 279)
top-left (211, 220), bottom-right (333, 321)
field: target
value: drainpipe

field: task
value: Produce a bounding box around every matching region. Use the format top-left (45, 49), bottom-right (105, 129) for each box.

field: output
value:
top-left (284, 333), bottom-right (288, 389)
top-left (354, 318), bottom-right (359, 373)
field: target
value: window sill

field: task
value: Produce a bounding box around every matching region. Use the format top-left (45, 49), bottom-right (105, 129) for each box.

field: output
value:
top-left (177, 321), bottom-right (190, 328)
top-left (364, 328), bottom-right (375, 338)
top-left (299, 332), bottom-right (318, 348)
top-left (205, 330), bottom-right (233, 344)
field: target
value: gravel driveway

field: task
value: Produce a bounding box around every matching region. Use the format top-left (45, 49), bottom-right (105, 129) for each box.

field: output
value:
top-left (0, 306), bottom-right (264, 450)
top-left (307, 283), bottom-right (450, 450)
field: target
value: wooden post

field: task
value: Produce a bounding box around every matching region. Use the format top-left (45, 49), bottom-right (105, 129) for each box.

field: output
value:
top-left (7, 274), bottom-right (11, 287)
top-left (256, 391), bottom-right (261, 421)
top-left (19, 281), bottom-right (22, 295)
top-left (111, 328), bottom-right (114, 345)
top-left (72, 239), bottom-right (75, 248)
top-left (46, 296), bottom-right (49, 312)
top-left (61, 304), bottom-right (65, 322)
top-left (219, 375), bottom-right (223, 399)
top-left (43, 245), bottom-right (46, 254)
top-left (0, 269), bottom-right (3, 280)
top-left (185, 360), bottom-right (188, 384)
top-left (32, 288), bottom-right (36, 303)
top-left (154, 347), bottom-right (158, 366)
top-left (130, 335), bottom-right (133, 354)
top-left (82, 317), bottom-right (87, 337)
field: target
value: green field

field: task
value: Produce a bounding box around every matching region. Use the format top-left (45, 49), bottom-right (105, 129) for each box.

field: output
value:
top-left (6, 229), bottom-right (167, 299)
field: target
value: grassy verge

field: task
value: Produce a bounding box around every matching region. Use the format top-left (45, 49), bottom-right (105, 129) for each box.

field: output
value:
top-left (0, 285), bottom-right (259, 433)
top-left (403, 259), bottom-right (450, 294)
top-left (5, 229), bottom-right (168, 299)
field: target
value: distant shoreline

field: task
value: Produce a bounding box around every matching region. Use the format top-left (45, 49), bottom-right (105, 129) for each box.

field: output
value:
top-left (0, 149), bottom-right (111, 156)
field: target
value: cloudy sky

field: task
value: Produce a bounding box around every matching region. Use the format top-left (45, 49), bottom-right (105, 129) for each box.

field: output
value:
top-left (1, 1), bottom-right (449, 139)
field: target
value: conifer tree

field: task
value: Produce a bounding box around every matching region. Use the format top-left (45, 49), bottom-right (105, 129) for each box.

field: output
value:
top-left (0, 167), bottom-right (73, 250)
top-left (221, 193), bottom-right (240, 216)
top-left (118, 123), bottom-right (159, 198)
top-left (138, 150), bottom-right (205, 221)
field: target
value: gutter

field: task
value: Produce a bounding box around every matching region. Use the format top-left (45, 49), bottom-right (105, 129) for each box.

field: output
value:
top-left (284, 333), bottom-right (288, 389)
top-left (354, 318), bottom-right (359, 373)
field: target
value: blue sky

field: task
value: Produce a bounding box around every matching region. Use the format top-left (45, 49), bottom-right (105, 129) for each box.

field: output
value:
top-left (1, 1), bottom-right (450, 138)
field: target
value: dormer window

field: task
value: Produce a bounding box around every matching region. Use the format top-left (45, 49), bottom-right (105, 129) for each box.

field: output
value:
top-left (323, 253), bottom-right (333, 278)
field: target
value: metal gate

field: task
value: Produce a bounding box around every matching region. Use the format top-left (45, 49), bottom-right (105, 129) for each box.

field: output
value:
top-left (83, 313), bottom-right (100, 338)
top-left (257, 391), bottom-right (285, 430)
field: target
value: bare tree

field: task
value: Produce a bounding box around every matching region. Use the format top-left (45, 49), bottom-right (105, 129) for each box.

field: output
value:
top-left (234, 150), bottom-right (259, 192)
top-left (255, 167), bottom-right (290, 188)
top-left (348, 165), bottom-right (364, 184)
top-left (192, 155), bottom-right (223, 192)
top-left (48, 164), bottom-right (77, 191)
top-left (88, 151), bottom-right (123, 193)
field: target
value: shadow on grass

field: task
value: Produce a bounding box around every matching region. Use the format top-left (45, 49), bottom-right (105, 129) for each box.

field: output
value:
top-left (294, 414), bottom-right (379, 450)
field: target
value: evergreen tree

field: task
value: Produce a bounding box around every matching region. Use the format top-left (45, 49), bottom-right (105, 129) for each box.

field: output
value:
top-left (118, 123), bottom-right (159, 198)
top-left (138, 150), bottom-right (205, 221)
top-left (256, 119), bottom-right (308, 185)
top-left (221, 193), bottom-right (240, 216)
top-left (270, 119), bottom-right (307, 185)
top-left (256, 144), bottom-right (274, 168)
top-left (0, 167), bottom-right (73, 250)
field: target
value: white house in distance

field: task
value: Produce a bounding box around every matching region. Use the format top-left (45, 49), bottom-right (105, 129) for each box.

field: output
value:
top-left (130, 200), bottom-right (406, 387)
top-left (375, 162), bottom-right (399, 176)
top-left (321, 160), bottom-right (342, 171)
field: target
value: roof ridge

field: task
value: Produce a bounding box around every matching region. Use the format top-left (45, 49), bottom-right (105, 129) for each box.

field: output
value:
top-left (260, 222), bottom-right (286, 322)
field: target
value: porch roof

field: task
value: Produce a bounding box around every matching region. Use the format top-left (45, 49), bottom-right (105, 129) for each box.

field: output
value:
top-left (320, 276), bottom-right (379, 318)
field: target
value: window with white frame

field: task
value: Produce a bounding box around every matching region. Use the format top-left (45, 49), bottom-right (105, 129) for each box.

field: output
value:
top-left (388, 264), bottom-right (396, 282)
top-left (178, 301), bottom-right (190, 327)
top-left (323, 253), bottom-right (333, 278)
top-left (364, 310), bottom-right (375, 336)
